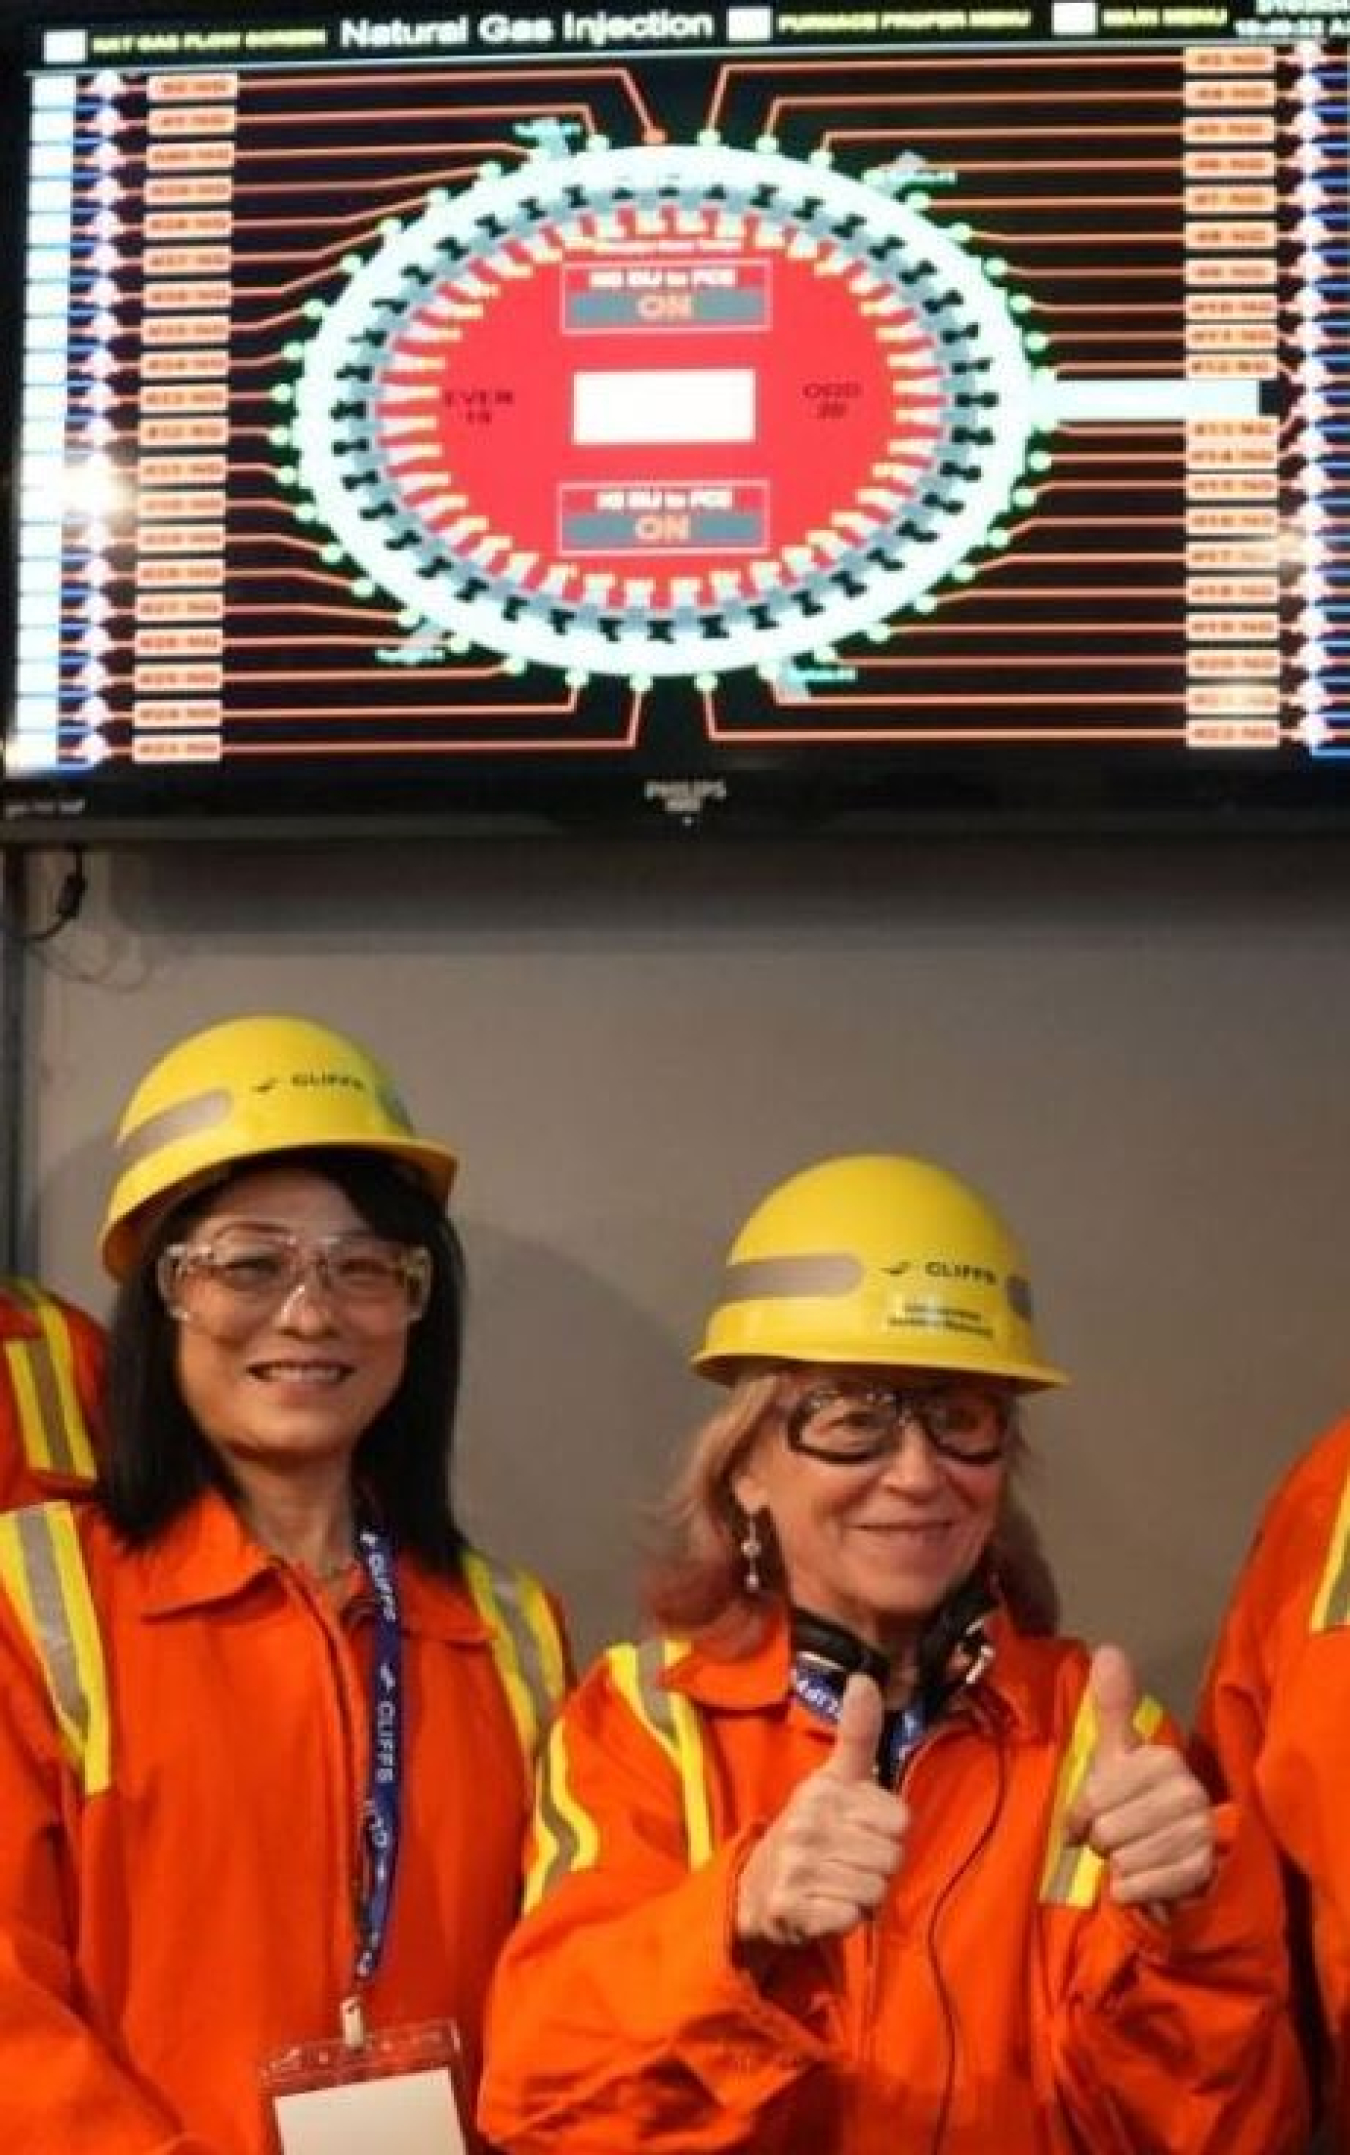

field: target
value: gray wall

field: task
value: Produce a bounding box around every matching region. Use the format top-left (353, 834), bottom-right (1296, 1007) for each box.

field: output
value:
top-left (15, 832), bottom-right (1350, 1707)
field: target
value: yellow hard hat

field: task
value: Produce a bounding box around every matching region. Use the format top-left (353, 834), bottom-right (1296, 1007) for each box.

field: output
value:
top-left (693, 1153), bottom-right (1065, 1389)
top-left (100, 1014), bottom-right (458, 1279)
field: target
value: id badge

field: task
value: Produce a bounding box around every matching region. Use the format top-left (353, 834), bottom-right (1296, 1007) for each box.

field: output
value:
top-left (263, 2018), bottom-right (467, 2155)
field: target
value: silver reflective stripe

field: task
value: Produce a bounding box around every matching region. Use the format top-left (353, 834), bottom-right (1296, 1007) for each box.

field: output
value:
top-left (1309, 1466), bottom-right (1350, 1632)
top-left (21, 1339), bottom-right (71, 1471)
top-left (19, 1510), bottom-right (85, 1735)
top-left (3, 1281), bottom-right (95, 1478)
top-left (609, 1638), bottom-right (713, 1867)
top-left (524, 1717), bottom-right (600, 1910)
top-left (1318, 1542), bottom-right (1350, 1632)
top-left (460, 1549), bottom-right (567, 1764)
top-left (718, 1252), bottom-right (862, 1303)
top-left (501, 1564), bottom-right (555, 1718)
top-left (0, 1502), bottom-right (111, 1795)
top-left (114, 1088), bottom-right (234, 1176)
top-left (632, 1636), bottom-right (682, 1742)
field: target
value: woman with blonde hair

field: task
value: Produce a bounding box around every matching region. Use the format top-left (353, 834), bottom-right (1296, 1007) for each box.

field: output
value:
top-left (648, 1364), bottom-right (1061, 1649)
top-left (482, 1153), bottom-right (1305, 2154)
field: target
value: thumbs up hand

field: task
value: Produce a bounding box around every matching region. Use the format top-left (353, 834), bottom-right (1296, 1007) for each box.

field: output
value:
top-left (1064, 1644), bottom-right (1214, 1911)
top-left (735, 1674), bottom-right (908, 1949)
top-left (824, 1666), bottom-right (890, 1785)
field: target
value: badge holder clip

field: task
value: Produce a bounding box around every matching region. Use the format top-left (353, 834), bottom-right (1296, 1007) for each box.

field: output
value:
top-left (263, 2014), bottom-right (467, 2154)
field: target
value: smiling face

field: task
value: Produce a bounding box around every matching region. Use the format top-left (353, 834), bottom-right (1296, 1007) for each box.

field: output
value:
top-left (169, 1164), bottom-right (412, 1489)
top-left (732, 1364), bottom-right (1008, 1656)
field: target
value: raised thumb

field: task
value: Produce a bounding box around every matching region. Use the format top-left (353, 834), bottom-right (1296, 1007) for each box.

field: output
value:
top-left (823, 1672), bottom-right (885, 1783)
top-left (1088, 1642), bottom-right (1142, 1762)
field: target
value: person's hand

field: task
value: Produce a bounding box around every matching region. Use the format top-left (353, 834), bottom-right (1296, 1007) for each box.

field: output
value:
top-left (1065, 1643), bottom-right (1214, 1911)
top-left (734, 1673), bottom-right (907, 1948)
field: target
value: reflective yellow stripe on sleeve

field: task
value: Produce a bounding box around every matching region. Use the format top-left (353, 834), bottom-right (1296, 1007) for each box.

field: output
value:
top-left (2, 1283), bottom-right (98, 1483)
top-left (606, 1637), bottom-right (713, 1869)
top-left (460, 1548), bottom-right (568, 1767)
top-left (0, 1500), bottom-right (110, 1796)
top-left (523, 1715), bottom-right (600, 1911)
top-left (1309, 1468), bottom-right (1350, 1632)
top-left (1039, 1684), bottom-right (1164, 1908)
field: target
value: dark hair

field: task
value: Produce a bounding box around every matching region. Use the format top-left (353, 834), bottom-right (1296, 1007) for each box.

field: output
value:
top-left (102, 1147), bottom-right (466, 1574)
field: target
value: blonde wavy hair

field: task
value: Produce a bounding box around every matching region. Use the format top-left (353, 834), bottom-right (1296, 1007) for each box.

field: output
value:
top-left (642, 1369), bottom-right (1060, 1654)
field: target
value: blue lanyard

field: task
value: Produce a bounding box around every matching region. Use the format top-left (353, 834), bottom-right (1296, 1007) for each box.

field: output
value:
top-left (791, 1660), bottom-right (926, 1783)
top-left (353, 1524), bottom-right (403, 1986)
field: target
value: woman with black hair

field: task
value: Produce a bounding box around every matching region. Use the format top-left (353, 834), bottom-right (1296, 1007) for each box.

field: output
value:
top-left (0, 1014), bottom-right (567, 2155)
top-left (481, 1153), bottom-right (1305, 2155)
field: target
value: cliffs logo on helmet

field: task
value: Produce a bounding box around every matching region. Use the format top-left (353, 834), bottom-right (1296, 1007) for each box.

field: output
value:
top-left (881, 1259), bottom-right (996, 1286)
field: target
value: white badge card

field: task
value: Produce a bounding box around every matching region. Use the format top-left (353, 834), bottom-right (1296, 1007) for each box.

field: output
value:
top-left (264, 2021), bottom-right (466, 2155)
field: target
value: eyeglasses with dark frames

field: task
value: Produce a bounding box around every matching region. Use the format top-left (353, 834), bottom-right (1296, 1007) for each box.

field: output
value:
top-left (785, 1380), bottom-right (1013, 1467)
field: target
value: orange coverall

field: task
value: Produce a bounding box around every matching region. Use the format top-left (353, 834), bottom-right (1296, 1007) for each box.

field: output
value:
top-left (0, 1282), bottom-right (104, 1507)
top-left (0, 1487), bottom-right (563, 2155)
top-left (1195, 1411), bottom-right (1350, 2142)
top-left (481, 1608), bottom-right (1308, 2155)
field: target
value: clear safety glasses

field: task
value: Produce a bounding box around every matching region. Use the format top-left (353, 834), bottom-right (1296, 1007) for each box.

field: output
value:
top-left (785, 1379), bottom-right (1013, 1468)
top-left (157, 1225), bottom-right (433, 1341)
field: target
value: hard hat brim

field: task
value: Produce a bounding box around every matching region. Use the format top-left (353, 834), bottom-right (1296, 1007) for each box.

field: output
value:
top-left (101, 1131), bottom-right (457, 1281)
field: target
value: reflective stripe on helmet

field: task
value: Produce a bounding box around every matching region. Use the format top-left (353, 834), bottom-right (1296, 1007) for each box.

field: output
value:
top-left (460, 1548), bottom-right (569, 1766)
top-left (0, 1501), bottom-right (111, 1796)
top-left (112, 1088), bottom-right (234, 1181)
top-left (717, 1253), bottom-right (863, 1304)
top-left (1038, 1680), bottom-right (1163, 1907)
top-left (606, 1638), bottom-right (713, 1869)
top-left (1, 1283), bottom-right (99, 1484)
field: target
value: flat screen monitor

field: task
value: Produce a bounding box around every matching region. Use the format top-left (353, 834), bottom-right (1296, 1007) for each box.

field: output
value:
top-left (0, 0), bottom-right (1346, 836)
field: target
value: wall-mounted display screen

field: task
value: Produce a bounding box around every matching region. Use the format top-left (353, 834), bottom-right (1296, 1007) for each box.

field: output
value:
top-left (0, 0), bottom-right (1346, 835)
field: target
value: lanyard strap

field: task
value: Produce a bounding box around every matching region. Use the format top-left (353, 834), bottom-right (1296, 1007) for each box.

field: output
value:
top-left (353, 1524), bottom-right (403, 1987)
top-left (791, 1660), bottom-right (926, 1782)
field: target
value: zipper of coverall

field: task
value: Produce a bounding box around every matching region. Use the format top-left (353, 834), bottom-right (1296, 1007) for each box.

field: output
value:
top-left (856, 1701), bottom-right (1007, 2078)
top-left (856, 1718), bottom-right (954, 2049)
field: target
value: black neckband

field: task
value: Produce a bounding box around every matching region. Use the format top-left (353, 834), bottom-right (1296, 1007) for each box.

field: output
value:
top-left (790, 1569), bottom-right (997, 1717)
top-left (790, 1605), bottom-right (893, 1690)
